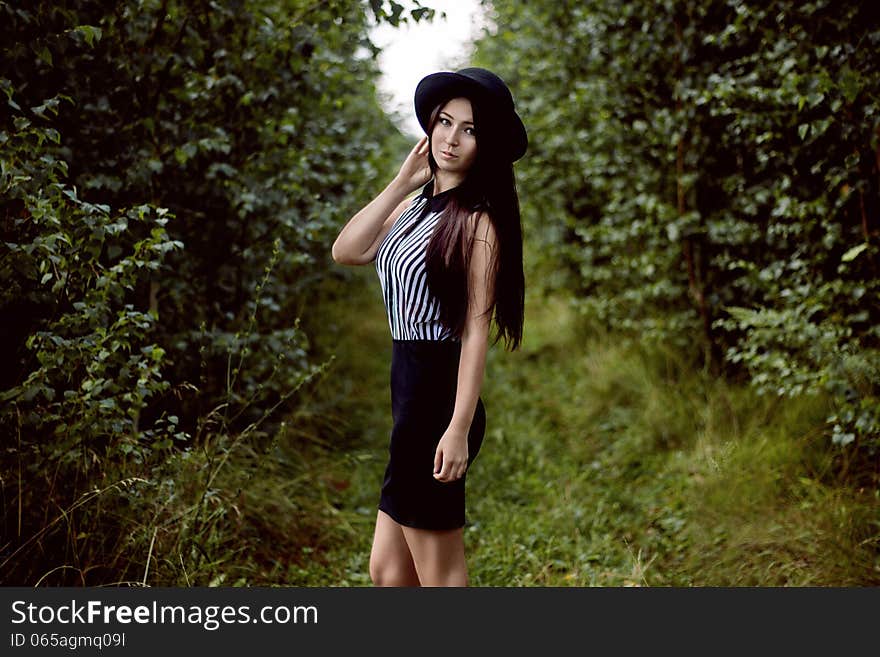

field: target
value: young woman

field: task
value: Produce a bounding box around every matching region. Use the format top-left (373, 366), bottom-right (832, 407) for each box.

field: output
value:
top-left (332, 67), bottom-right (527, 586)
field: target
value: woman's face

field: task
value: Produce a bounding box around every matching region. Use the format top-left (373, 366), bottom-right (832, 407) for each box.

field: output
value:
top-left (431, 97), bottom-right (477, 176)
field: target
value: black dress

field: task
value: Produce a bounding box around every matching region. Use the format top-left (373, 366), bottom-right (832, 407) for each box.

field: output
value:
top-left (373, 182), bottom-right (487, 530)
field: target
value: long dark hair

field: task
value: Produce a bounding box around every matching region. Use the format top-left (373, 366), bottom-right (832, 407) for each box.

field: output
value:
top-left (420, 97), bottom-right (525, 351)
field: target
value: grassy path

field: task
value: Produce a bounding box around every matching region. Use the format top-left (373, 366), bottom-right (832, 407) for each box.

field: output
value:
top-left (284, 266), bottom-right (878, 586)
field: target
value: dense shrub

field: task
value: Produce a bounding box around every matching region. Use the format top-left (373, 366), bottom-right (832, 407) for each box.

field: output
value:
top-left (0, 0), bottom-right (430, 584)
top-left (474, 0), bottom-right (880, 459)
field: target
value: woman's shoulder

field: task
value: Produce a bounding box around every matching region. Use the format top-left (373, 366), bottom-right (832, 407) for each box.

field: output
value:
top-left (466, 208), bottom-right (497, 249)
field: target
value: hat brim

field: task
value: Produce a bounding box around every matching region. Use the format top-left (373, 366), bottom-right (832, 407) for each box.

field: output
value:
top-left (414, 71), bottom-right (528, 162)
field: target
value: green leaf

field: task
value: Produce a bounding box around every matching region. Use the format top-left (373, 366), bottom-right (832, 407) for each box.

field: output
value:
top-left (841, 243), bottom-right (868, 263)
top-left (36, 46), bottom-right (52, 66)
top-left (838, 66), bottom-right (859, 104)
top-left (74, 25), bottom-right (103, 47)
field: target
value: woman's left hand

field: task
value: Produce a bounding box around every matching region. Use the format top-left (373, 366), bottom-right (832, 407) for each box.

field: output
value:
top-left (433, 428), bottom-right (469, 482)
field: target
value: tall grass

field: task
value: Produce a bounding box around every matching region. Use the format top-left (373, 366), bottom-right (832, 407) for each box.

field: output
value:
top-left (121, 266), bottom-right (393, 587)
top-left (463, 293), bottom-right (879, 585)
top-left (287, 267), bottom-right (879, 586)
top-left (16, 257), bottom-right (873, 586)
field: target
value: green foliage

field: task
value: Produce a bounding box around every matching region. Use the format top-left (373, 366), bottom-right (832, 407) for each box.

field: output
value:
top-left (466, 291), bottom-right (877, 585)
top-left (1, 90), bottom-right (182, 461)
top-left (276, 283), bottom-right (880, 586)
top-left (0, 0), bottom-right (429, 584)
top-left (3, 0), bottom-right (874, 587)
top-left (474, 0), bottom-right (880, 457)
top-left (0, 86), bottom-right (189, 584)
top-left (1, 0), bottom-right (417, 436)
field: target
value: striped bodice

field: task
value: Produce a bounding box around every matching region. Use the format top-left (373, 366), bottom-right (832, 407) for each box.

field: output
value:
top-left (374, 186), bottom-right (457, 342)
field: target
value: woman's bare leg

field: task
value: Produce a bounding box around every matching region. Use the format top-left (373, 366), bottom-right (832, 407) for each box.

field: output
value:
top-left (401, 525), bottom-right (468, 587)
top-left (369, 510), bottom-right (421, 586)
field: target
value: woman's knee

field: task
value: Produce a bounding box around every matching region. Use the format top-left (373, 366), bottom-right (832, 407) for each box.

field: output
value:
top-left (369, 556), bottom-right (418, 587)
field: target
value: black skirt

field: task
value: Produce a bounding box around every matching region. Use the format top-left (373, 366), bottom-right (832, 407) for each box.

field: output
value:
top-left (379, 339), bottom-right (486, 530)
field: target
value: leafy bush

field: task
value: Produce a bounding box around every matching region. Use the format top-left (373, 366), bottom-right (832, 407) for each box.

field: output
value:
top-left (0, 0), bottom-right (431, 584)
top-left (474, 0), bottom-right (880, 458)
top-left (0, 84), bottom-right (185, 582)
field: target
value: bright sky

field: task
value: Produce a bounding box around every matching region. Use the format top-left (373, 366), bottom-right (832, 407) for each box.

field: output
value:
top-left (370, 0), bottom-right (488, 138)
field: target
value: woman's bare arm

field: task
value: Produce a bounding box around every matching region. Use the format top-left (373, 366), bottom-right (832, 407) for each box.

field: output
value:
top-left (433, 212), bottom-right (497, 483)
top-left (331, 180), bottom-right (410, 266)
top-left (449, 212), bottom-right (496, 434)
top-left (332, 137), bottom-right (430, 266)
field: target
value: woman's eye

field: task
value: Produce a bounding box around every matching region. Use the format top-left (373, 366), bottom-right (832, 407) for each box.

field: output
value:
top-left (440, 118), bottom-right (450, 126)
top-left (466, 128), bottom-right (476, 136)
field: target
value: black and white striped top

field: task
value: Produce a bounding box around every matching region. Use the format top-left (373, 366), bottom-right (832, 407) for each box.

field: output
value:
top-left (375, 181), bottom-right (458, 342)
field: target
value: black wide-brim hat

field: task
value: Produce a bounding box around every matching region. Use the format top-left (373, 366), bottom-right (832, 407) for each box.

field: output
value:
top-left (414, 67), bottom-right (528, 162)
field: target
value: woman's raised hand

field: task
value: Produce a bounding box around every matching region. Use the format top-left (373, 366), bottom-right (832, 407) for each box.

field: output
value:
top-left (394, 136), bottom-right (431, 194)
